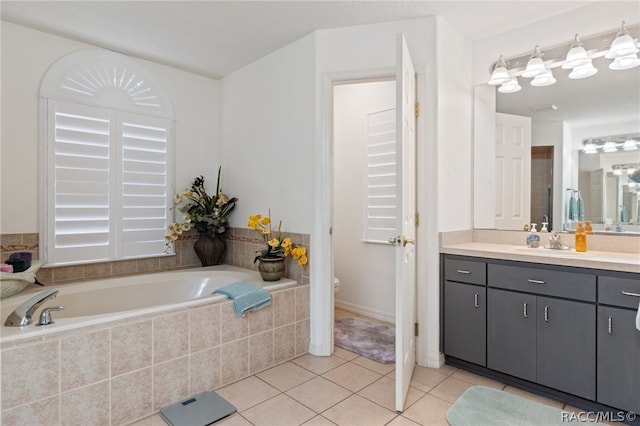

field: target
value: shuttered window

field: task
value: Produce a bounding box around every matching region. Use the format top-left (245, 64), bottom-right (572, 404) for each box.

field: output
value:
top-left (364, 108), bottom-right (397, 243)
top-left (45, 100), bottom-right (172, 265)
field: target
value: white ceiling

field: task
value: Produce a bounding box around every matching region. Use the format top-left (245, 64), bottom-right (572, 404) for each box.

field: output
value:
top-left (1, 0), bottom-right (593, 79)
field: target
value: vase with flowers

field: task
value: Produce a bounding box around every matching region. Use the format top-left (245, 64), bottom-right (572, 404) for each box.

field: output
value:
top-left (165, 167), bottom-right (238, 266)
top-left (248, 211), bottom-right (308, 281)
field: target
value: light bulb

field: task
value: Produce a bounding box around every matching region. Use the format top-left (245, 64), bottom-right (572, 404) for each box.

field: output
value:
top-left (609, 54), bottom-right (640, 70)
top-left (569, 61), bottom-right (598, 79)
top-left (606, 22), bottom-right (639, 59)
top-left (522, 46), bottom-right (547, 78)
top-left (623, 139), bottom-right (638, 151)
top-left (582, 142), bottom-right (598, 154)
top-left (488, 56), bottom-right (511, 85)
top-left (531, 69), bottom-right (556, 87)
top-left (498, 77), bottom-right (521, 93)
top-left (603, 141), bottom-right (618, 153)
top-left (562, 35), bottom-right (591, 69)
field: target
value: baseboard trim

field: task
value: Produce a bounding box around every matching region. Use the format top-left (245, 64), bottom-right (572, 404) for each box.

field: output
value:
top-left (335, 299), bottom-right (395, 324)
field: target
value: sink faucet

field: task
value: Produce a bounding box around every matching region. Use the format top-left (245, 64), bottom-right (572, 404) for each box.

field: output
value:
top-left (4, 288), bottom-right (58, 327)
top-left (547, 231), bottom-right (564, 250)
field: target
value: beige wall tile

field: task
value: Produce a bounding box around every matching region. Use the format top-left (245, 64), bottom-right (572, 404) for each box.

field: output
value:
top-left (295, 319), bottom-right (310, 357)
top-left (61, 329), bottom-right (110, 392)
top-left (273, 289), bottom-right (296, 327)
top-left (53, 265), bottom-right (84, 282)
top-left (153, 311), bottom-right (189, 363)
top-left (273, 324), bottom-right (296, 364)
top-left (248, 303), bottom-right (273, 335)
top-left (1, 340), bottom-right (59, 410)
top-left (249, 331), bottom-right (273, 374)
top-left (295, 286), bottom-right (310, 321)
top-left (111, 367), bottom-right (153, 425)
top-left (111, 320), bottom-right (152, 376)
top-left (60, 380), bottom-right (109, 426)
top-left (189, 346), bottom-right (221, 394)
top-left (190, 304), bottom-right (221, 353)
top-left (220, 302), bottom-right (248, 343)
top-left (153, 356), bottom-right (189, 411)
top-left (220, 338), bottom-right (249, 385)
top-left (83, 262), bottom-right (112, 279)
top-left (1, 396), bottom-right (59, 426)
top-left (112, 260), bottom-right (138, 276)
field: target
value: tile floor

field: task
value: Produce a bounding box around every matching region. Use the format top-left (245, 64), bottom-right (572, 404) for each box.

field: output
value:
top-left (133, 310), bottom-right (579, 426)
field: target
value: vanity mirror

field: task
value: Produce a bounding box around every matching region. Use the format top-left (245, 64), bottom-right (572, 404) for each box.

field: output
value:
top-left (475, 26), bottom-right (640, 234)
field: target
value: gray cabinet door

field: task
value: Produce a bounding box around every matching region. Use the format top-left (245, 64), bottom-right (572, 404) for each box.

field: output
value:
top-left (537, 297), bottom-right (596, 400)
top-left (487, 288), bottom-right (536, 382)
top-left (444, 280), bottom-right (486, 366)
top-left (597, 306), bottom-right (640, 413)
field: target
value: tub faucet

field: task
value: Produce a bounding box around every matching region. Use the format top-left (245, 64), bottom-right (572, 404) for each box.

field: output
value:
top-left (4, 288), bottom-right (58, 327)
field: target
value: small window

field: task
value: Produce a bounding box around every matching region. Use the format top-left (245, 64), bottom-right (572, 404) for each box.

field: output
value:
top-left (363, 108), bottom-right (397, 243)
top-left (41, 49), bottom-right (174, 265)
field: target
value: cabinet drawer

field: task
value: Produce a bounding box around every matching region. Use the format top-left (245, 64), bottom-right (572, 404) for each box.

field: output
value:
top-left (599, 275), bottom-right (640, 309)
top-left (444, 258), bottom-right (486, 285)
top-left (488, 264), bottom-right (596, 302)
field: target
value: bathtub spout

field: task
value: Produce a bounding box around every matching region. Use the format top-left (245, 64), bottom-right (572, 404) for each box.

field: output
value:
top-left (4, 288), bottom-right (59, 327)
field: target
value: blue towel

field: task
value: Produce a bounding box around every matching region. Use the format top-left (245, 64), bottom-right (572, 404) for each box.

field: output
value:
top-left (213, 282), bottom-right (271, 316)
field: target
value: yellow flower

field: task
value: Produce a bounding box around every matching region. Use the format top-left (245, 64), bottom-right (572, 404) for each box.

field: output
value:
top-left (260, 216), bottom-right (271, 226)
top-left (268, 238), bottom-right (280, 248)
top-left (248, 214), bottom-right (262, 229)
top-left (291, 246), bottom-right (306, 259)
top-left (216, 192), bottom-right (229, 206)
top-left (297, 254), bottom-right (308, 267)
top-left (183, 215), bottom-right (191, 223)
top-left (181, 223), bottom-right (191, 232)
top-left (281, 237), bottom-right (292, 248)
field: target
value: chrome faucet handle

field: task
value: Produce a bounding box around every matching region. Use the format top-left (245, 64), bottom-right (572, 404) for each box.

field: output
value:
top-left (36, 305), bottom-right (64, 326)
top-left (4, 288), bottom-right (59, 326)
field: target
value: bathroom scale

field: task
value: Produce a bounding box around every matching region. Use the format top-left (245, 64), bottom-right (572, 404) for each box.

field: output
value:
top-left (160, 391), bottom-right (236, 426)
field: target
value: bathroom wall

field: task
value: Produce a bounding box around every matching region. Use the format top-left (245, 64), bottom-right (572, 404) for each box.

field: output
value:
top-left (0, 21), bottom-right (221, 234)
top-left (333, 81), bottom-right (396, 323)
top-left (532, 122), bottom-right (564, 229)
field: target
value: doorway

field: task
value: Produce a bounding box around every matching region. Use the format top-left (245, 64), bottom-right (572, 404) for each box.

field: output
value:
top-left (531, 146), bottom-right (554, 229)
top-left (332, 79), bottom-right (396, 325)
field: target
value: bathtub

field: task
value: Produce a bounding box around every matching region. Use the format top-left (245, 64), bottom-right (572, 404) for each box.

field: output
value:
top-left (1, 264), bottom-right (296, 343)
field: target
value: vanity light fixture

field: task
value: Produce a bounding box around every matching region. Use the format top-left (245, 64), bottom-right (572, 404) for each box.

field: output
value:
top-left (603, 140), bottom-right (618, 153)
top-left (623, 138), bottom-right (639, 151)
top-left (488, 55), bottom-right (511, 86)
top-left (582, 142), bottom-right (598, 154)
top-left (606, 21), bottom-right (639, 59)
top-left (612, 163), bottom-right (640, 175)
top-left (609, 53), bottom-right (640, 70)
top-left (498, 77), bottom-right (522, 93)
top-left (522, 46), bottom-right (548, 78)
top-left (531, 69), bottom-right (556, 86)
top-left (569, 61), bottom-right (598, 79)
top-left (562, 35), bottom-right (591, 69)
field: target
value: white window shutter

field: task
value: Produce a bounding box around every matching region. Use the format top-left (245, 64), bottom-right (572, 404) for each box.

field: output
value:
top-left (47, 100), bottom-right (115, 264)
top-left (364, 108), bottom-right (397, 243)
top-left (120, 113), bottom-right (172, 258)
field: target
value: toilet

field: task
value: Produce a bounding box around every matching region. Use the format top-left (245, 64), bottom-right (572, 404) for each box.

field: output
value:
top-left (333, 277), bottom-right (341, 293)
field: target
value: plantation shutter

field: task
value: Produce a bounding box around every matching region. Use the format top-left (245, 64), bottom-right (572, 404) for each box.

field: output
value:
top-left (364, 108), bottom-right (397, 243)
top-left (121, 113), bottom-right (171, 257)
top-left (46, 100), bottom-right (171, 264)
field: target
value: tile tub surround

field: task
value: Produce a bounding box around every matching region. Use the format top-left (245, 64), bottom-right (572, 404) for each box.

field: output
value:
top-left (0, 228), bottom-right (310, 287)
top-left (0, 283), bottom-right (310, 425)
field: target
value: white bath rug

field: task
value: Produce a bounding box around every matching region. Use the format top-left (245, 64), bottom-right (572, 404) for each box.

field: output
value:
top-left (334, 317), bottom-right (395, 364)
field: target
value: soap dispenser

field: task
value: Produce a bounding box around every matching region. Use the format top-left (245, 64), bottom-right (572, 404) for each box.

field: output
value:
top-left (526, 223), bottom-right (540, 248)
top-left (541, 222), bottom-right (549, 232)
top-left (575, 221), bottom-right (587, 252)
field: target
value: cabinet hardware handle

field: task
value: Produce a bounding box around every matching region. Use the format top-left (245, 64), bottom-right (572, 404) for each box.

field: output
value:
top-left (527, 279), bottom-right (546, 284)
top-left (457, 270), bottom-right (471, 274)
top-left (523, 303), bottom-right (528, 318)
top-left (474, 293), bottom-right (479, 308)
top-left (621, 291), bottom-right (640, 298)
top-left (608, 316), bottom-right (613, 334)
top-left (544, 306), bottom-right (549, 322)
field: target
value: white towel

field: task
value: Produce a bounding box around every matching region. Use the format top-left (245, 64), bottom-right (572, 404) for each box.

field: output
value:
top-left (636, 301), bottom-right (640, 332)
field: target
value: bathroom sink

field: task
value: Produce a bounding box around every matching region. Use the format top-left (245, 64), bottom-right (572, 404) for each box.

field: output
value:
top-left (510, 246), bottom-right (591, 257)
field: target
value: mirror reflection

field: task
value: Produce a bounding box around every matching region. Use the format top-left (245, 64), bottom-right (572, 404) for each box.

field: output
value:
top-left (494, 53), bottom-right (640, 234)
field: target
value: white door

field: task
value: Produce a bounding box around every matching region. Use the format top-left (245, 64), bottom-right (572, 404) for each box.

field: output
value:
top-left (394, 33), bottom-right (417, 412)
top-left (495, 112), bottom-right (531, 230)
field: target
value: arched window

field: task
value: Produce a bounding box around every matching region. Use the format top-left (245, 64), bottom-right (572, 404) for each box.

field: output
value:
top-left (40, 49), bottom-right (175, 265)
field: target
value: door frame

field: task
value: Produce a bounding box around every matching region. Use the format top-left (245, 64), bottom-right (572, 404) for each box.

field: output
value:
top-left (315, 65), bottom-right (439, 370)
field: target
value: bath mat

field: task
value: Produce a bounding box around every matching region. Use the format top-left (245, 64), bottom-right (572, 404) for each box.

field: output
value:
top-left (446, 386), bottom-right (605, 426)
top-left (334, 317), bottom-right (395, 363)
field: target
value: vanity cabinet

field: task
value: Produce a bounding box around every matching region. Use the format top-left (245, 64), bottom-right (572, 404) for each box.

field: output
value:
top-left (443, 258), bottom-right (486, 366)
top-left (597, 275), bottom-right (640, 413)
top-left (486, 264), bottom-right (596, 400)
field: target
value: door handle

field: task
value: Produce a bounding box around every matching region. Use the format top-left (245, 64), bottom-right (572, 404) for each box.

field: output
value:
top-left (474, 293), bottom-right (479, 308)
top-left (608, 316), bottom-right (613, 334)
top-left (523, 302), bottom-right (528, 318)
top-left (387, 236), bottom-right (401, 246)
top-left (402, 236), bottom-right (415, 247)
top-left (622, 291), bottom-right (640, 297)
top-left (544, 305), bottom-right (549, 322)
top-left (528, 279), bottom-right (546, 285)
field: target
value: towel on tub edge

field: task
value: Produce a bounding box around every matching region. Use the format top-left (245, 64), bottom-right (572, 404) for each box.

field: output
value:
top-left (213, 282), bottom-right (271, 317)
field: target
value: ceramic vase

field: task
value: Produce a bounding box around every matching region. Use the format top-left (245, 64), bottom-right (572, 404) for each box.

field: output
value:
top-left (193, 233), bottom-right (225, 267)
top-left (257, 256), bottom-right (285, 281)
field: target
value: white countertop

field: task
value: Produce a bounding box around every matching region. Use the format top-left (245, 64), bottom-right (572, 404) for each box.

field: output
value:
top-left (440, 242), bottom-right (640, 274)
